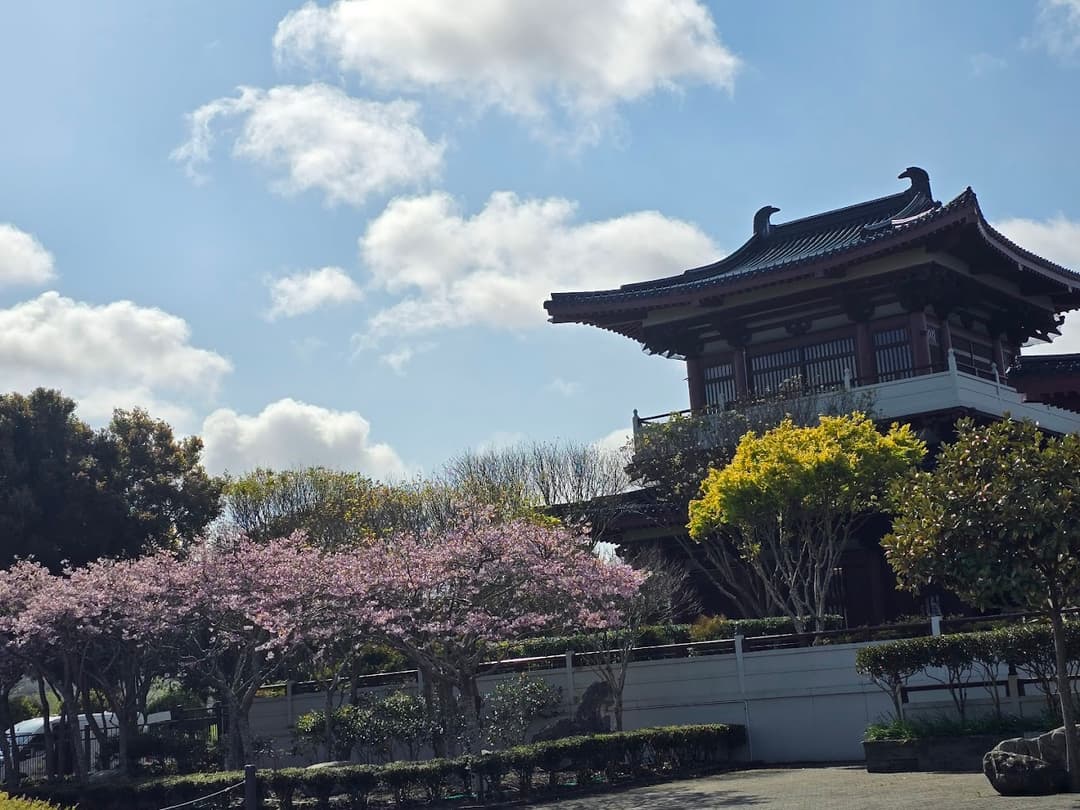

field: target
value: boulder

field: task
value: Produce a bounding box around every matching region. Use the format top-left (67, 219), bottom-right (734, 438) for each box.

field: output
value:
top-left (1036, 727), bottom-right (1068, 768)
top-left (982, 750), bottom-right (1067, 796)
top-left (994, 735), bottom-right (1041, 760)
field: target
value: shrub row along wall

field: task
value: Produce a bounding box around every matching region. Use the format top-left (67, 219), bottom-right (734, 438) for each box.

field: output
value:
top-left (855, 622), bottom-right (1080, 722)
top-left (19, 725), bottom-right (744, 810)
top-left (497, 616), bottom-right (846, 659)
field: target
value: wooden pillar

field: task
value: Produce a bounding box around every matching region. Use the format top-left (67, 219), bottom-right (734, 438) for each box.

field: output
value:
top-left (733, 347), bottom-right (749, 400)
top-left (854, 322), bottom-right (874, 385)
top-left (909, 310), bottom-right (931, 371)
top-left (993, 336), bottom-right (1007, 375)
top-left (939, 317), bottom-right (953, 355)
top-left (686, 356), bottom-right (706, 411)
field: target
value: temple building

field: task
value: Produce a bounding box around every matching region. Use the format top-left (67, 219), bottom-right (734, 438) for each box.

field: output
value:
top-left (544, 167), bottom-right (1080, 625)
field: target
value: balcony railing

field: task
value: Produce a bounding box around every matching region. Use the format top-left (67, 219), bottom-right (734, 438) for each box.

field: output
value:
top-left (634, 349), bottom-right (1080, 440)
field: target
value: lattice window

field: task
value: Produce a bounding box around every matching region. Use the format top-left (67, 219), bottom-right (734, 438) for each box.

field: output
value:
top-left (873, 327), bottom-right (914, 382)
top-left (952, 336), bottom-right (995, 378)
top-left (703, 362), bottom-right (738, 408)
top-left (749, 337), bottom-right (855, 395)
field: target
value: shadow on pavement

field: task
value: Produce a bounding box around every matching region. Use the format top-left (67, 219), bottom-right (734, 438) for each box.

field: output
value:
top-left (544, 786), bottom-right (766, 807)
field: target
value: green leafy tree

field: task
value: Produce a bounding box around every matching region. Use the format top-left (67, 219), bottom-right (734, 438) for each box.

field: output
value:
top-left (689, 413), bottom-right (924, 633)
top-left (0, 389), bottom-right (220, 569)
top-left (628, 385), bottom-right (875, 617)
top-left (0, 389), bottom-right (101, 569)
top-left (94, 407), bottom-right (223, 555)
top-left (883, 418), bottom-right (1080, 790)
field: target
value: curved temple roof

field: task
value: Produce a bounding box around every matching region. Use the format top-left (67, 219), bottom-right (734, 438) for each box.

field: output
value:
top-left (545, 168), bottom-right (1080, 322)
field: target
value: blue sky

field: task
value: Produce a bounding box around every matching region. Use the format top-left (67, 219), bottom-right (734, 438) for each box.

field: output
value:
top-left (2, 0), bottom-right (1079, 478)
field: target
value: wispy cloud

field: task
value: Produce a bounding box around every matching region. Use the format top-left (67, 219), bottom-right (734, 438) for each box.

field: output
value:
top-left (266, 266), bottom-right (363, 320)
top-left (1027, 0), bottom-right (1080, 62)
top-left (172, 83), bottom-right (444, 206)
top-left (546, 377), bottom-right (581, 397)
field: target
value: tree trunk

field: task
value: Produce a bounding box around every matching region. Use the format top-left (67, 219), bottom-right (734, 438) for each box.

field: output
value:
top-left (57, 681), bottom-right (88, 782)
top-left (323, 680), bottom-right (335, 762)
top-left (0, 689), bottom-right (18, 791)
top-left (460, 676), bottom-right (483, 755)
top-left (614, 650), bottom-right (631, 732)
top-left (1049, 605), bottom-right (1080, 791)
top-left (37, 676), bottom-right (56, 781)
top-left (420, 669), bottom-right (445, 758)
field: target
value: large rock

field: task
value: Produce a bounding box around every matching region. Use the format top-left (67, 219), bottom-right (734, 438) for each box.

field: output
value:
top-left (982, 749), bottom-right (1067, 796)
top-left (1036, 726), bottom-right (1069, 768)
top-left (994, 735), bottom-right (1042, 760)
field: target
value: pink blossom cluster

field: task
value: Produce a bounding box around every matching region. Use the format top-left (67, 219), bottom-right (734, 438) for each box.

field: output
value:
top-left (0, 515), bottom-right (643, 764)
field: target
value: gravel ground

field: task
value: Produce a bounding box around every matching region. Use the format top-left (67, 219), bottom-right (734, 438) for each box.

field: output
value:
top-left (537, 766), bottom-right (1080, 809)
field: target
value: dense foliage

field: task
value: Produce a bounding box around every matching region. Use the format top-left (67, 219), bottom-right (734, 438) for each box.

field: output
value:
top-left (16, 724), bottom-right (745, 810)
top-left (0, 794), bottom-right (71, 810)
top-left (626, 388), bottom-right (875, 617)
top-left (0, 389), bottom-right (221, 570)
top-left (855, 623), bottom-right (1080, 723)
top-left (883, 418), bottom-right (1080, 788)
top-left (0, 511), bottom-right (642, 776)
top-left (690, 413), bottom-right (924, 632)
top-left (483, 675), bottom-right (561, 750)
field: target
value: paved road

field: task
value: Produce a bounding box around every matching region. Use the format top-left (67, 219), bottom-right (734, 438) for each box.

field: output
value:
top-left (537, 766), bottom-right (1080, 809)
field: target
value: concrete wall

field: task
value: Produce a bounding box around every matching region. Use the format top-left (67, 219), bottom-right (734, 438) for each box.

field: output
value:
top-left (249, 640), bottom-right (1048, 767)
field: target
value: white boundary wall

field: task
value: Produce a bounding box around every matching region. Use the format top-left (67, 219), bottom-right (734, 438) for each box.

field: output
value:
top-left (249, 639), bottom-right (1050, 766)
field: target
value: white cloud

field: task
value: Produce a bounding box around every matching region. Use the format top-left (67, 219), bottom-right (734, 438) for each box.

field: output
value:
top-left (356, 191), bottom-right (718, 345)
top-left (378, 342), bottom-right (434, 375)
top-left (996, 214), bottom-right (1080, 353)
top-left (266, 266), bottom-right (363, 319)
top-left (1028, 0), bottom-right (1080, 61)
top-left (199, 398), bottom-right (407, 478)
top-left (0, 292), bottom-right (231, 428)
top-left (379, 347), bottom-right (415, 375)
top-left (594, 427), bottom-right (632, 455)
top-left (274, 0), bottom-right (739, 145)
top-left (546, 377), bottom-right (580, 397)
top-left (171, 83), bottom-right (444, 206)
top-left (0, 224), bottom-right (56, 288)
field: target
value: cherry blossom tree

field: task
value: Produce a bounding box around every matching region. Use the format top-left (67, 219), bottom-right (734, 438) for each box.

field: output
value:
top-left (351, 512), bottom-right (645, 752)
top-left (61, 556), bottom-right (181, 774)
top-left (165, 534), bottom-right (332, 768)
top-left (0, 563), bottom-right (42, 789)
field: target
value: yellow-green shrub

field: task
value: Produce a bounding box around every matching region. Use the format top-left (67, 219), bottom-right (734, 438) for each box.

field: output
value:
top-left (0, 793), bottom-right (72, 810)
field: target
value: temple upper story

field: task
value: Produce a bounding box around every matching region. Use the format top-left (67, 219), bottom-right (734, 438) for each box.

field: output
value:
top-left (544, 167), bottom-right (1080, 435)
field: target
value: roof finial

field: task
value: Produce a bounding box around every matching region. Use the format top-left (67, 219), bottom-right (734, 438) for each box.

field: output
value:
top-left (754, 205), bottom-right (780, 237)
top-left (898, 166), bottom-right (932, 199)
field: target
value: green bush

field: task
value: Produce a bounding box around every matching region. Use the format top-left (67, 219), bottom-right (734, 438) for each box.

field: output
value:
top-left (6, 697), bottom-right (40, 726)
top-left (0, 794), bottom-right (72, 810)
top-left (864, 714), bottom-right (1044, 741)
top-left (856, 621), bottom-right (1080, 722)
top-left (19, 724), bottom-right (745, 809)
top-left (484, 674), bottom-right (561, 750)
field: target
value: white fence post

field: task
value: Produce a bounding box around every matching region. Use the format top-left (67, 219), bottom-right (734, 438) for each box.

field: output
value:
top-left (564, 651), bottom-right (575, 713)
top-left (734, 635), bottom-right (746, 696)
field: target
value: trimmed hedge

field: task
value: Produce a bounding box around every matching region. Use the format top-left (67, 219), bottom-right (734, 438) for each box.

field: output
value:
top-left (18, 724), bottom-right (745, 810)
top-left (855, 621), bottom-right (1080, 721)
top-left (501, 616), bottom-right (845, 659)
